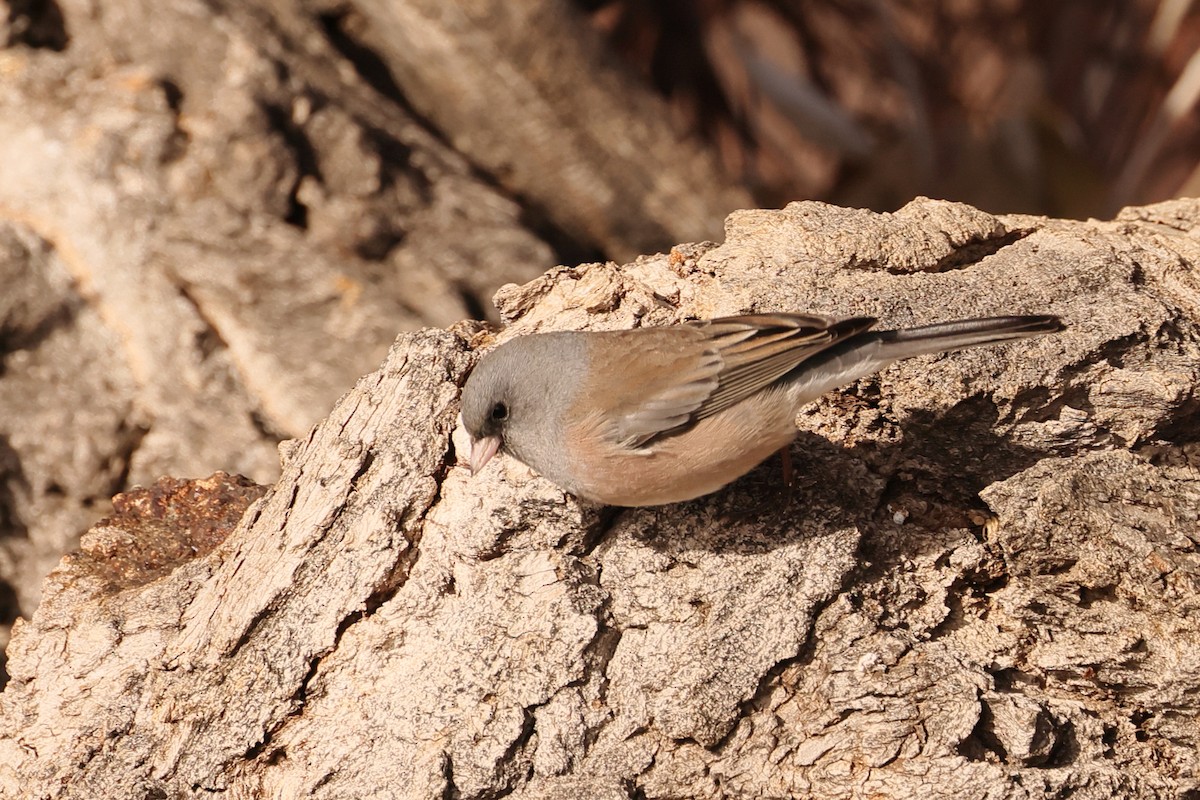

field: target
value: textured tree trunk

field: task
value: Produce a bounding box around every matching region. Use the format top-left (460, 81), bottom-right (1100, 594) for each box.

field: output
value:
top-left (0, 0), bottom-right (748, 636)
top-left (2, 198), bottom-right (1198, 798)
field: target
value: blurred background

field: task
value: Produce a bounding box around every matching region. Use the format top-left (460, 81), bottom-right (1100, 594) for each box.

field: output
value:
top-left (586, 0), bottom-right (1200, 218)
top-left (1, 0), bottom-right (1197, 682)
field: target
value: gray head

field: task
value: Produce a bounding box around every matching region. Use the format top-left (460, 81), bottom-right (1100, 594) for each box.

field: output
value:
top-left (460, 332), bottom-right (587, 478)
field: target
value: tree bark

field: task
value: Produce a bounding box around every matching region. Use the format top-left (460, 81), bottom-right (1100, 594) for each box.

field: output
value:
top-left (3, 198), bottom-right (1198, 798)
top-left (0, 0), bottom-right (748, 631)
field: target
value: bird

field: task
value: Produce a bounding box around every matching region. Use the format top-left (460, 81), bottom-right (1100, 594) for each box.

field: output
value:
top-left (459, 312), bottom-right (1063, 507)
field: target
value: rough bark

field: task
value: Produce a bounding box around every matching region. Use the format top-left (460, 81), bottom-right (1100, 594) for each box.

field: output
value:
top-left (345, 0), bottom-right (752, 261)
top-left (0, 0), bottom-right (748, 637)
top-left (2, 198), bottom-right (1198, 798)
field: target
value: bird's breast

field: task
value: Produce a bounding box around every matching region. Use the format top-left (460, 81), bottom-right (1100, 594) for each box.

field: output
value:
top-left (563, 387), bottom-right (799, 506)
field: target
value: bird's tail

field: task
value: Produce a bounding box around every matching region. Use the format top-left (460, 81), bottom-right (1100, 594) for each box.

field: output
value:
top-left (871, 315), bottom-right (1064, 359)
top-left (784, 315), bottom-right (1063, 404)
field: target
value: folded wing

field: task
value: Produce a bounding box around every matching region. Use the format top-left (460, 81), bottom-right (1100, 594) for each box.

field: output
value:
top-left (595, 313), bottom-right (877, 448)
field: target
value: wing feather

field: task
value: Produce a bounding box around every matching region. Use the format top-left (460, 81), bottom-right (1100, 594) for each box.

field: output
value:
top-left (591, 328), bottom-right (723, 447)
top-left (585, 314), bottom-right (877, 448)
top-left (687, 314), bottom-right (876, 421)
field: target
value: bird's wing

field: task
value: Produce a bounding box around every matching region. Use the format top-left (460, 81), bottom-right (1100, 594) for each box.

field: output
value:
top-left (596, 314), bottom-right (877, 448)
top-left (586, 326), bottom-right (724, 448)
top-left (688, 314), bottom-right (877, 420)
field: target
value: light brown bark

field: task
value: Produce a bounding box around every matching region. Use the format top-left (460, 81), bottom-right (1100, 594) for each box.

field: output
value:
top-left (3, 198), bottom-right (1199, 798)
top-left (0, 0), bottom-right (747, 626)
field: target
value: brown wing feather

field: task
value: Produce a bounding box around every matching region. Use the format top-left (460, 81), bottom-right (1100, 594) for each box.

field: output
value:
top-left (582, 326), bottom-right (724, 447)
top-left (584, 314), bottom-right (877, 449)
top-left (688, 314), bottom-right (877, 421)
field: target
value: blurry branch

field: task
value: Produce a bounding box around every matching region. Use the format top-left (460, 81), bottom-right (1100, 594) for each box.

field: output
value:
top-left (733, 36), bottom-right (874, 160)
top-left (1111, 45), bottom-right (1200, 211)
top-left (583, 0), bottom-right (1200, 218)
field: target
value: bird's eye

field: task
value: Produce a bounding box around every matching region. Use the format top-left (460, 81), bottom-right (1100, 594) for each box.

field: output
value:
top-left (490, 402), bottom-right (508, 421)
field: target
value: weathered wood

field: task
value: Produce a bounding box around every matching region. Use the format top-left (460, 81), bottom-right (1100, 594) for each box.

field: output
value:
top-left (347, 0), bottom-right (752, 261)
top-left (3, 198), bottom-right (1198, 798)
top-left (0, 0), bottom-right (748, 626)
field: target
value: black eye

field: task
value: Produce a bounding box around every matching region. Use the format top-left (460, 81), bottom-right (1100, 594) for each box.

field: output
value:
top-left (490, 402), bottom-right (508, 421)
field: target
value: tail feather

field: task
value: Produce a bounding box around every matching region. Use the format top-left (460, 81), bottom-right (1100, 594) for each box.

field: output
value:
top-left (783, 314), bottom-right (1063, 405)
top-left (872, 315), bottom-right (1064, 360)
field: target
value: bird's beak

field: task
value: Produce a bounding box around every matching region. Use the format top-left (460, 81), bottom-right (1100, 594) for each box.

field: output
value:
top-left (468, 435), bottom-right (502, 475)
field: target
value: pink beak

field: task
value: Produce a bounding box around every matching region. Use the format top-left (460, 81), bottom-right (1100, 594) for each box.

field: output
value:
top-left (468, 436), bottom-right (502, 475)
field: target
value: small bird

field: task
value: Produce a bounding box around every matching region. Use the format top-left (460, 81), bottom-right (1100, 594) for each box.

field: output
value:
top-left (460, 313), bottom-right (1062, 507)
